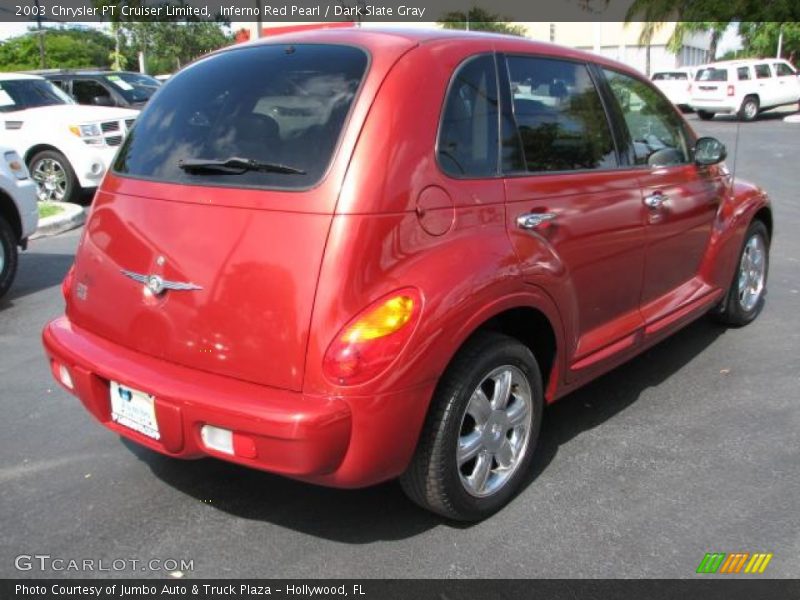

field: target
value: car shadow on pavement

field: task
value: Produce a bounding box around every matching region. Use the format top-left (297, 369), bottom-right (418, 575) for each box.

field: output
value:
top-left (706, 110), bottom-right (795, 123)
top-left (126, 318), bottom-right (727, 541)
top-left (521, 318), bottom-right (726, 490)
top-left (0, 252), bottom-right (74, 307)
top-left (123, 439), bottom-right (442, 541)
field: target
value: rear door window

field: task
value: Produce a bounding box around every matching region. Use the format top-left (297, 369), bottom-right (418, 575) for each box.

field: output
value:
top-left (505, 56), bottom-right (616, 172)
top-left (737, 67), bottom-right (751, 80)
top-left (114, 44), bottom-right (368, 190)
top-left (437, 55), bottom-right (500, 178)
top-left (754, 64), bottom-right (772, 79)
top-left (72, 79), bottom-right (113, 104)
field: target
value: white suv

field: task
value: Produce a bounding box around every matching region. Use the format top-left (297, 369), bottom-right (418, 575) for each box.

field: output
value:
top-left (0, 73), bottom-right (139, 203)
top-left (651, 67), bottom-right (695, 111)
top-left (0, 146), bottom-right (38, 298)
top-left (690, 59), bottom-right (800, 121)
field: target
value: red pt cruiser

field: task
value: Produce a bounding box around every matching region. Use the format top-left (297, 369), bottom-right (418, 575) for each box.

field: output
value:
top-left (43, 30), bottom-right (772, 520)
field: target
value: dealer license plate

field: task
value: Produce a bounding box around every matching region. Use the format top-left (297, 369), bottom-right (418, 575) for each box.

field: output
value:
top-left (110, 381), bottom-right (160, 440)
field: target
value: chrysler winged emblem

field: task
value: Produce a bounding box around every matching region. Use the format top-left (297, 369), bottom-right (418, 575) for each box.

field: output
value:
top-left (121, 270), bottom-right (202, 295)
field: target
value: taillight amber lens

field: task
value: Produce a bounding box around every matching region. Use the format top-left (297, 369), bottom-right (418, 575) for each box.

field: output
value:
top-left (323, 288), bottom-right (422, 385)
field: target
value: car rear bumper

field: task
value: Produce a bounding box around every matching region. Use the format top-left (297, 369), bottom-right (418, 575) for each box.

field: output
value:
top-left (42, 316), bottom-right (353, 479)
top-left (689, 99), bottom-right (737, 114)
top-left (14, 178), bottom-right (38, 240)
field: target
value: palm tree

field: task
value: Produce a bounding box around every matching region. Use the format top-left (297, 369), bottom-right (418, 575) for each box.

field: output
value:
top-left (668, 22), bottom-right (729, 62)
top-left (624, 0), bottom-right (730, 69)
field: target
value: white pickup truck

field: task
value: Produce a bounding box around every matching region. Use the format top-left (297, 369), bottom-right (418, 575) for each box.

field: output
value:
top-left (690, 59), bottom-right (800, 121)
top-left (0, 73), bottom-right (138, 203)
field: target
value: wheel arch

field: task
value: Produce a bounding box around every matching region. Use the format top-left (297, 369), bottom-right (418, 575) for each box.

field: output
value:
top-left (436, 291), bottom-right (565, 405)
top-left (24, 144), bottom-right (64, 165)
top-left (753, 205), bottom-right (773, 243)
top-left (0, 189), bottom-right (22, 242)
top-left (466, 308), bottom-right (557, 396)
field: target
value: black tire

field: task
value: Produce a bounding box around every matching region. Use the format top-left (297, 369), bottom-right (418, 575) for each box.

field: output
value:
top-left (738, 96), bottom-right (759, 122)
top-left (400, 332), bottom-right (544, 521)
top-left (697, 110), bottom-right (715, 121)
top-left (712, 220), bottom-right (770, 327)
top-left (0, 216), bottom-right (19, 299)
top-left (28, 150), bottom-right (79, 204)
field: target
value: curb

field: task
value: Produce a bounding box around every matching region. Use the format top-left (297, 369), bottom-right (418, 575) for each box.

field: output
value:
top-left (783, 114), bottom-right (800, 123)
top-left (31, 202), bottom-right (86, 239)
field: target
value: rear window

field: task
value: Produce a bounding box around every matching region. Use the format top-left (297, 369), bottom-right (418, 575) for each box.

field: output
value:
top-left (696, 68), bottom-right (728, 82)
top-left (114, 44), bottom-right (368, 190)
top-left (652, 72), bottom-right (688, 81)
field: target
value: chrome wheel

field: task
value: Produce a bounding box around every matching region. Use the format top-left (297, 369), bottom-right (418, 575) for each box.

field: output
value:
top-left (742, 100), bottom-right (758, 121)
top-left (738, 234), bottom-right (766, 312)
top-left (0, 237), bottom-right (5, 274)
top-left (457, 365), bottom-right (533, 498)
top-left (32, 158), bottom-right (68, 202)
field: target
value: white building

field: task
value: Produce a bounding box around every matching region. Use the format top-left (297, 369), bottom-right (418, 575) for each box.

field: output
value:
top-left (233, 21), bottom-right (712, 77)
top-left (524, 22), bottom-right (712, 76)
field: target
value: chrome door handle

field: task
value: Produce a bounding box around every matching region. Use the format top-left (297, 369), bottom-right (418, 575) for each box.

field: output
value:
top-left (643, 192), bottom-right (668, 209)
top-left (516, 212), bottom-right (557, 230)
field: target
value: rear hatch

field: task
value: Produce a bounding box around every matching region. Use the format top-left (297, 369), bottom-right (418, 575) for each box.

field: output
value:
top-left (651, 72), bottom-right (690, 103)
top-left (66, 39), bottom-right (412, 391)
top-left (692, 67), bottom-right (728, 102)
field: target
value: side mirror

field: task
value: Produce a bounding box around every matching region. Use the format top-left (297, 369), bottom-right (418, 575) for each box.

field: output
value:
top-left (91, 95), bottom-right (114, 107)
top-left (694, 136), bottom-right (727, 166)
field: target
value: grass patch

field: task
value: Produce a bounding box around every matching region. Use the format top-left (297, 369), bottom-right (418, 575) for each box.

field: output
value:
top-left (38, 202), bottom-right (65, 219)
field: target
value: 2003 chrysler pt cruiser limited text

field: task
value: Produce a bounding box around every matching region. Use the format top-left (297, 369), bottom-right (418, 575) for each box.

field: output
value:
top-left (43, 29), bottom-right (772, 520)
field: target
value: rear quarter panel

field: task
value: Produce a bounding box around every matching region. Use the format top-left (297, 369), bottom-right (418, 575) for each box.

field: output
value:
top-left (306, 38), bottom-right (553, 397)
top-left (303, 40), bottom-right (565, 483)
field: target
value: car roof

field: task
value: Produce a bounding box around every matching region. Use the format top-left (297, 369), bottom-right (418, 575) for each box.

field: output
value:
top-left (241, 26), bottom-right (507, 46)
top-left (224, 27), bottom-right (642, 79)
top-left (653, 66), bottom-right (694, 72)
top-left (697, 58), bottom-right (791, 69)
top-left (0, 72), bottom-right (45, 81)
top-left (42, 71), bottom-right (113, 78)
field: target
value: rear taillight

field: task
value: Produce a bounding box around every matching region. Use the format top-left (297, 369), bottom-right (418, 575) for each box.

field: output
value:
top-left (727, 85), bottom-right (735, 96)
top-left (61, 264), bottom-right (75, 302)
top-left (323, 288), bottom-right (422, 385)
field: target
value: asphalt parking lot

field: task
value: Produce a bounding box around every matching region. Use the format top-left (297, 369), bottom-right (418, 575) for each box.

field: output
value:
top-left (1, 111), bottom-right (798, 579)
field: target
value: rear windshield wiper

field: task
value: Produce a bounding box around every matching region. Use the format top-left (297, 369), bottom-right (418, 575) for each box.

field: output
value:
top-left (178, 157), bottom-right (306, 175)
